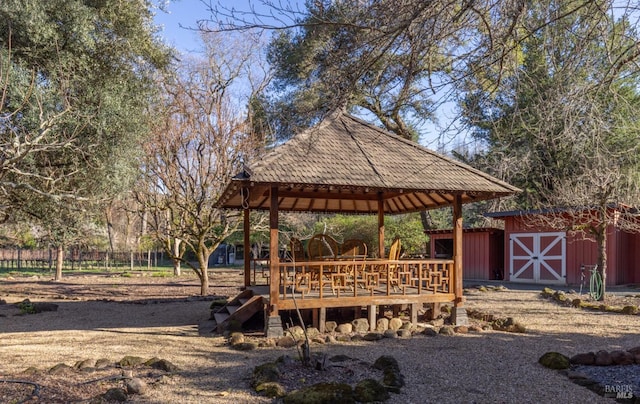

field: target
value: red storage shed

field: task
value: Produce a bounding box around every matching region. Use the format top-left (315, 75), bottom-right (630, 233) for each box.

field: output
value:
top-left (425, 228), bottom-right (505, 281)
top-left (486, 209), bottom-right (640, 286)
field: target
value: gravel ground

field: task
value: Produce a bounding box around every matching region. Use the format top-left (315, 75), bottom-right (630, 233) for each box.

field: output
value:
top-left (0, 272), bottom-right (638, 403)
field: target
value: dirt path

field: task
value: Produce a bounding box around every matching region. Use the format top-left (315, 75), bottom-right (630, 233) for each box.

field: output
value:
top-left (1, 272), bottom-right (638, 403)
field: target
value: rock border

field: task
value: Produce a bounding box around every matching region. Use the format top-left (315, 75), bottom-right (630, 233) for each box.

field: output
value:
top-left (539, 348), bottom-right (640, 402)
top-left (540, 287), bottom-right (639, 315)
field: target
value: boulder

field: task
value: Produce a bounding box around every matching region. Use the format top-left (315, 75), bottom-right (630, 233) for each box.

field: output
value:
top-left (454, 326), bottom-right (468, 334)
top-left (423, 327), bottom-right (438, 337)
top-left (306, 327), bottom-right (321, 339)
top-left (48, 363), bottom-right (73, 375)
top-left (336, 323), bottom-right (353, 334)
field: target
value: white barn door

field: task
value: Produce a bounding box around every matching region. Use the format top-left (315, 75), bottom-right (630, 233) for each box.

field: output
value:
top-left (509, 232), bottom-right (566, 285)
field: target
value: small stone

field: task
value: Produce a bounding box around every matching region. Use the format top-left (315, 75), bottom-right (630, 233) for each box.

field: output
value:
top-left (75, 359), bottom-right (95, 370)
top-left (312, 337), bottom-right (326, 344)
top-left (354, 378), bottom-right (390, 402)
top-left (251, 362), bottom-right (281, 388)
top-left (148, 358), bottom-right (179, 373)
top-left (400, 322), bottom-right (413, 330)
top-left (229, 332), bottom-right (245, 345)
top-left (429, 318), bottom-right (445, 327)
top-left (376, 318), bottom-right (389, 332)
top-left (383, 329), bottom-right (398, 339)
top-left (439, 326), bottom-right (455, 336)
top-left (454, 325), bottom-right (469, 334)
top-left (398, 329), bottom-right (412, 338)
top-left (232, 342), bottom-right (257, 351)
top-left (126, 378), bottom-right (147, 395)
top-left (283, 382), bottom-right (354, 404)
top-left (570, 352), bottom-right (595, 365)
top-left (49, 363), bottom-right (73, 375)
top-left (610, 350), bottom-right (634, 365)
top-left (468, 325), bottom-right (483, 333)
top-left (103, 388), bottom-right (127, 402)
top-left (255, 382), bottom-right (286, 398)
top-left (423, 327), bottom-right (438, 337)
top-left (306, 327), bottom-right (320, 339)
top-left (276, 335), bottom-right (296, 348)
top-left (538, 352), bottom-right (570, 370)
top-left (352, 318), bottom-right (370, 333)
top-left (118, 356), bottom-right (145, 367)
top-left (363, 332), bottom-right (384, 341)
top-left (388, 318), bottom-right (403, 331)
top-left (336, 334), bottom-right (352, 342)
top-left (325, 335), bottom-right (337, 344)
top-left (287, 326), bottom-right (305, 340)
top-left (325, 321), bottom-right (338, 333)
top-left (336, 323), bottom-right (353, 334)
top-left (95, 358), bottom-right (112, 369)
top-left (595, 350), bottom-right (613, 366)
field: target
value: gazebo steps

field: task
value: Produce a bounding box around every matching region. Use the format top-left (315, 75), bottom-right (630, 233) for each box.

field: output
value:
top-left (210, 289), bottom-right (265, 333)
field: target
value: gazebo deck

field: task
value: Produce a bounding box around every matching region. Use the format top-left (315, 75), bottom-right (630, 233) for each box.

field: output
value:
top-left (250, 258), bottom-right (455, 310)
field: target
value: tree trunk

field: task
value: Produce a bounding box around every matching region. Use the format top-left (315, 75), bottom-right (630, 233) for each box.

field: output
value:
top-left (173, 238), bottom-right (181, 276)
top-left (198, 254), bottom-right (209, 296)
top-left (55, 245), bottom-right (64, 281)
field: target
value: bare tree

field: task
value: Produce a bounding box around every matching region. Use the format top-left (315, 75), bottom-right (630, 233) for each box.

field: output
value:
top-left (138, 32), bottom-right (267, 295)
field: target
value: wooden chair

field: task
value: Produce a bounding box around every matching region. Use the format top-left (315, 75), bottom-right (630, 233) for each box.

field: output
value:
top-left (289, 238), bottom-right (306, 262)
top-left (307, 234), bottom-right (339, 293)
top-left (386, 238), bottom-right (402, 292)
top-left (307, 234), bottom-right (339, 260)
top-left (340, 239), bottom-right (368, 258)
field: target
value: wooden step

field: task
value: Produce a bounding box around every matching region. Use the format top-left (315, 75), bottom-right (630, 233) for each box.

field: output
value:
top-left (214, 312), bottom-right (230, 324)
top-left (226, 305), bottom-right (240, 315)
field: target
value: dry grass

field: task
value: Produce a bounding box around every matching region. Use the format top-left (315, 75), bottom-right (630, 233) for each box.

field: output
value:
top-left (0, 271), bottom-right (637, 403)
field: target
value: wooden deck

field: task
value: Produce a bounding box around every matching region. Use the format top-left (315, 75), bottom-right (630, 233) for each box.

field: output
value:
top-left (251, 258), bottom-right (455, 311)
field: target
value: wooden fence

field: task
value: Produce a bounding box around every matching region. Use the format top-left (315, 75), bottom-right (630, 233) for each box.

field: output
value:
top-left (0, 248), bottom-right (167, 271)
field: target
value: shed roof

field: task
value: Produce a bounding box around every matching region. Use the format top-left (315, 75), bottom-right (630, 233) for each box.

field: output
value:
top-left (217, 111), bottom-right (520, 214)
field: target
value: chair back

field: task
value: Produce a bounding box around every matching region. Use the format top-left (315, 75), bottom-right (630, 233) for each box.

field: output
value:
top-left (307, 234), bottom-right (339, 260)
top-left (289, 238), bottom-right (306, 262)
top-left (388, 238), bottom-right (401, 261)
top-left (340, 239), bottom-right (368, 257)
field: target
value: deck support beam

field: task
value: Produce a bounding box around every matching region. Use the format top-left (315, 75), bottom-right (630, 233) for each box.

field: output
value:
top-left (451, 194), bottom-right (468, 326)
top-left (243, 204), bottom-right (251, 288)
top-left (266, 186), bottom-right (283, 337)
top-left (368, 305), bottom-right (376, 331)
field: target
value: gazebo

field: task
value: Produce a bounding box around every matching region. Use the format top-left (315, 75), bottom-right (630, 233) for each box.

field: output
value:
top-left (216, 110), bottom-right (519, 336)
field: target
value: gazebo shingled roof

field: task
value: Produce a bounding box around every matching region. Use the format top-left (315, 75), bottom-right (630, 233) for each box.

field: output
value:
top-left (217, 110), bottom-right (520, 213)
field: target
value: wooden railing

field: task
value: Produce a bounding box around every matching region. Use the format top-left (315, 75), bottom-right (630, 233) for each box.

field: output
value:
top-left (275, 259), bottom-right (453, 302)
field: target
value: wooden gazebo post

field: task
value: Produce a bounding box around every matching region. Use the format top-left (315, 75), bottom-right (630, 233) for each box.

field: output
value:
top-left (451, 194), bottom-right (468, 325)
top-left (243, 205), bottom-right (251, 288)
top-left (266, 186), bottom-right (284, 337)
